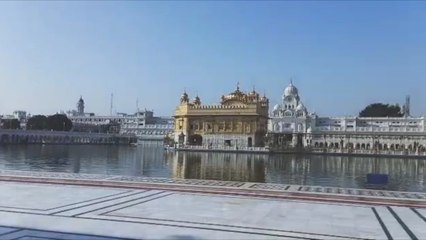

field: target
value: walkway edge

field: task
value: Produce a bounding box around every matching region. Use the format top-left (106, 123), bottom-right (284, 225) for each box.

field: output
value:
top-left (0, 174), bottom-right (425, 209)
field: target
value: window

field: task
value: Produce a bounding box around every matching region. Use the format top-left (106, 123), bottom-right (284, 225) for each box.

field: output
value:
top-left (225, 122), bottom-right (231, 130)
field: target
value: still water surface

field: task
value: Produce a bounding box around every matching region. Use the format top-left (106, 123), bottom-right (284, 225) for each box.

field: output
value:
top-left (0, 142), bottom-right (425, 192)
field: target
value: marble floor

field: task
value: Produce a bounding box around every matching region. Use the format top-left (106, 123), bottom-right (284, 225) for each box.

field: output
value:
top-left (0, 181), bottom-right (424, 240)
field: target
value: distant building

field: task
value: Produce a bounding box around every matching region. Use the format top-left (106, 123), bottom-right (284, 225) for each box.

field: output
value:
top-left (77, 96), bottom-right (85, 116)
top-left (66, 96), bottom-right (94, 117)
top-left (13, 111), bottom-right (27, 121)
top-left (67, 96), bottom-right (173, 139)
top-left (173, 84), bottom-right (269, 148)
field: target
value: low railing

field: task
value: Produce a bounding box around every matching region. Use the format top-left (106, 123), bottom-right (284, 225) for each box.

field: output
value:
top-left (177, 145), bottom-right (269, 152)
top-left (308, 148), bottom-right (426, 156)
top-left (313, 126), bottom-right (425, 133)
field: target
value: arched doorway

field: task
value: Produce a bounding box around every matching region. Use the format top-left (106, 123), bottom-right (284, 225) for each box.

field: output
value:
top-left (247, 137), bottom-right (253, 147)
top-left (189, 134), bottom-right (203, 146)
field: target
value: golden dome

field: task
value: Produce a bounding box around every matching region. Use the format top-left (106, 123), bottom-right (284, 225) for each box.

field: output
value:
top-left (221, 84), bottom-right (248, 104)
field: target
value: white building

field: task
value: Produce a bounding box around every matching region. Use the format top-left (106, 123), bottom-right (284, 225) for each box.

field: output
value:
top-left (67, 96), bottom-right (173, 140)
top-left (268, 82), bottom-right (426, 153)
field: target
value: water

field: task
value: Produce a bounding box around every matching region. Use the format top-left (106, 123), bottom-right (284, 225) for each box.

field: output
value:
top-left (0, 142), bottom-right (425, 192)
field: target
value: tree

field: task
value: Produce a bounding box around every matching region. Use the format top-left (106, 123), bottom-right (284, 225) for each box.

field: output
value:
top-left (359, 103), bottom-right (403, 117)
top-left (1, 119), bottom-right (20, 129)
top-left (46, 114), bottom-right (73, 131)
top-left (27, 115), bottom-right (48, 130)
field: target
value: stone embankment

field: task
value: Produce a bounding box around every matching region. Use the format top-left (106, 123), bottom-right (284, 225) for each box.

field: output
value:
top-left (176, 145), bottom-right (426, 158)
top-left (0, 129), bottom-right (137, 145)
top-left (272, 147), bottom-right (426, 158)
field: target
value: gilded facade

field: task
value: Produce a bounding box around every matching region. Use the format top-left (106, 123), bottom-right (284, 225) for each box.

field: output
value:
top-left (173, 85), bottom-right (269, 148)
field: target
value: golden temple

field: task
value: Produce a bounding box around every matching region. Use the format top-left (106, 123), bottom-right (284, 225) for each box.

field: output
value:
top-left (173, 84), bottom-right (269, 148)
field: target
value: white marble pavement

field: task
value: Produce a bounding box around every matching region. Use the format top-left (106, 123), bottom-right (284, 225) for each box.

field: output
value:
top-left (0, 181), bottom-right (425, 240)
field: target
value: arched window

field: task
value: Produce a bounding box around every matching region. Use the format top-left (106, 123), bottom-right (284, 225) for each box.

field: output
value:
top-left (274, 123), bottom-right (280, 132)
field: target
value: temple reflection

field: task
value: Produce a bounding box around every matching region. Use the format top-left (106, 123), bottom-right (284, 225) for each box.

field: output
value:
top-left (172, 152), bottom-right (267, 182)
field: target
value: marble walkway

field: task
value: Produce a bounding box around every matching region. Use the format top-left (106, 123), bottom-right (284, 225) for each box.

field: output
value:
top-left (0, 170), bottom-right (424, 239)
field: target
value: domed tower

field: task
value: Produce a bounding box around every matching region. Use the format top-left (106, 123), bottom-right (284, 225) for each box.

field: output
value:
top-left (272, 104), bottom-right (281, 117)
top-left (295, 102), bottom-right (307, 117)
top-left (77, 96), bottom-right (84, 115)
top-left (193, 95), bottom-right (201, 106)
top-left (180, 91), bottom-right (189, 104)
top-left (282, 81), bottom-right (300, 112)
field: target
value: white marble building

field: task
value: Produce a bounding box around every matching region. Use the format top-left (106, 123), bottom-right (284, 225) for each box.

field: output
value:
top-left (268, 82), bottom-right (426, 153)
top-left (268, 81), bottom-right (314, 148)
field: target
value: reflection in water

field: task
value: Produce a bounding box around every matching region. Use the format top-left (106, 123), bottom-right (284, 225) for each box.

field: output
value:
top-left (0, 143), bottom-right (425, 192)
top-left (173, 152), bottom-right (266, 182)
top-left (266, 155), bottom-right (425, 192)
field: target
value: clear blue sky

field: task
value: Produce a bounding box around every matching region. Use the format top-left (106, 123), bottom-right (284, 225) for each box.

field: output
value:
top-left (1, 1), bottom-right (425, 117)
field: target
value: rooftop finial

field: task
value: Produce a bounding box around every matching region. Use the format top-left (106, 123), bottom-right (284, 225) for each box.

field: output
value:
top-left (290, 78), bottom-right (293, 85)
top-left (237, 81), bottom-right (240, 90)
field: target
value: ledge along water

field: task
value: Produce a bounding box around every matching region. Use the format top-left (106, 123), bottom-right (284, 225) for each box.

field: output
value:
top-left (175, 144), bottom-right (426, 158)
top-left (0, 129), bottom-right (137, 145)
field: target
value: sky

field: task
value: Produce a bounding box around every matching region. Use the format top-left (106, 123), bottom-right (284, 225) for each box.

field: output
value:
top-left (0, 2), bottom-right (425, 117)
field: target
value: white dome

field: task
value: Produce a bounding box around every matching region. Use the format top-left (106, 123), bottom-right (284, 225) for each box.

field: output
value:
top-left (296, 102), bottom-right (306, 111)
top-left (284, 82), bottom-right (298, 97)
top-left (273, 104), bottom-right (281, 111)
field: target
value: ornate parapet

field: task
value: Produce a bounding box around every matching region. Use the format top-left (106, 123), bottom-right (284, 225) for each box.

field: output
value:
top-left (189, 104), bottom-right (249, 109)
